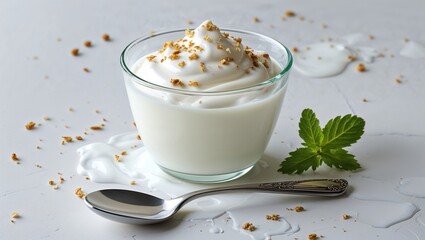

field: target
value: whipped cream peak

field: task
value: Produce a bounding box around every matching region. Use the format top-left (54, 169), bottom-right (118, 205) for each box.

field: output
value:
top-left (133, 20), bottom-right (278, 92)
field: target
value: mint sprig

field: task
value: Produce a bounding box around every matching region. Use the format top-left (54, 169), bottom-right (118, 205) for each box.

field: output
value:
top-left (278, 109), bottom-right (365, 174)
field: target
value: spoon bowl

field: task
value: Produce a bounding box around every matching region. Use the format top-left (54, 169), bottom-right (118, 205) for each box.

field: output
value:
top-left (84, 178), bottom-right (348, 224)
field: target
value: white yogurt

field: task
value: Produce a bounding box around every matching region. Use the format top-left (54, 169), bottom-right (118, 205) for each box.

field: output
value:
top-left (122, 20), bottom-right (289, 179)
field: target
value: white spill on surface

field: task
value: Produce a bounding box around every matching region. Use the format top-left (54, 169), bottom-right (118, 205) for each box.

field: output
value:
top-left (293, 43), bottom-right (353, 77)
top-left (350, 198), bottom-right (418, 228)
top-left (397, 177), bottom-right (425, 198)
top-left (293, 33), bottom-right (380, 77)
top-left (400, 41), bottom-right (425, 58)
top-left (77, 132), bottom-right (422, 239)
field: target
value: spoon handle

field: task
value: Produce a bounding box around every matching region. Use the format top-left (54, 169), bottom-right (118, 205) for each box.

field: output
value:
top-left (180, 179), bottom-right (348, 204)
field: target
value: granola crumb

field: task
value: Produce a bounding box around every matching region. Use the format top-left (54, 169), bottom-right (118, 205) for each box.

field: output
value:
top-left (308, 233), bottom-right (318, 240)
top-left (291, 47), bottom-right (299, 53)
top-left (95, 109), bottom-right (101, 114)
top-left (90, 125), bottom-right (103, 130)
top-left (48, 180), bottom-right (55, 186)
top-left (62, 136), bottom-right (73, 143)
top-left (42, 116), bottom-right (50, 121)
top-left (188, 81), bottom-right (199, 87)
top-left (10, 212), bottom-right (20, 222)
top-left (121, 151), bottom-right (127, 156)
top-left (136, 135), bottom-right (141, 140)
top-left (71, 48), bottom-right (79, 56)
top-left (242, 222), bottom-right (256, 231)
top-left (342, 214), bottom-right (351, 220)
top-left (170, 78), bottom-right (185, 87)
top-left (25, 121), bottom-right (36, 130)
top-left (75, 136), bottom-right (84, 141)
top-left (114, 154), bottom-right (121, 162)
top-left (199, 62), bottom-right (207, 72)
top-left (11, 153), bottom-right (19, 161)
top-left (83, 67), bottom-right (90, 73)
top-left (85, 176), bottom-right (90, 180)
top-left (347, 55), bottom-right (356, 61)
top-left (285, 10), bottom-right (296, 17)
top-left (74, 187), bottom-right (86, 198)
top-left (102, 33), bottom-right (111, 41)
top-left (266, 214), bottom-right (281, 221)
top-left (395, 78), bottom-right (402, 84)
top-left (53, 185), bottom-right (59, 190)
top-left (356, 63), bottom-right (366, 72)
top-left (287, 206), bottom-right (305, 212)
top-left (84, 41), bottom-right (92, 47)
top-left (253, 16), bottom-right (261, 23)
top-left (178, 61), bottom-right (186, 67)
top-left (130, 180), bottom-right (136, 185)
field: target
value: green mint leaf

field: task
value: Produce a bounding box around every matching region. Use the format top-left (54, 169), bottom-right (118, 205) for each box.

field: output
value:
top-left (299, 108), bottom-right (323, 148)
top-left (321, 148), bottom-right (361, 171)
top-left (278, 147), bottom-right (321, 174)
top-left (321, 114), bottom-right (365, 149)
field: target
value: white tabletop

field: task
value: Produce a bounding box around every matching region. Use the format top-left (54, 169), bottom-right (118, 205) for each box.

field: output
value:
top-left (1, 0), bottom-right (425, 239)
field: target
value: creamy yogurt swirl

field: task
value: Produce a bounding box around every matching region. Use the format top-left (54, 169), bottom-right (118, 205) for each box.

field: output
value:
top-left (132, 20), bottom-right (280, 93)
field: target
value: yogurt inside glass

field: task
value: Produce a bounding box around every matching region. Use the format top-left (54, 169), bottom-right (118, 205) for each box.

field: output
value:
top-left (120, 21), bottom-right (292, 183)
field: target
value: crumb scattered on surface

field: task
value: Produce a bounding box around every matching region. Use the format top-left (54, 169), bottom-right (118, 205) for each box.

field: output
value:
top-left (75, 136), bottom-right (84, 141)
top-left (342, 214), bottom-right (351, 220)
top-left (362, 98), bottom-right (368, 102)
top-left (11, 153), bottom-right (19, 161)
top-left (25, 121), bottom-right (36, 130)
top-left (285, 10), bottom-right (296, 17)
top-left (187, 20), bottom-right (193, 25)
top-left (42, 116), bottom-right (50, 121)
top-left (287, 206), bottom-right (305, 212)
top-left (84, 41), bottom-right (92, 47)
top-left (74, 187), bottom-right (86, 198)
top-left (130, 180), bottom-right (136, 185)
top-left (291, 47), bottom-right (298, 53)
top-left (71, 48), bottom-right (79, 56)
top-left (395, 78), bottom-right (402, 84)
top-left (356, 63), bottom-right (366, 72)
top-left (10, 212), bottom-right (20, 223)
top-left (321, 24), bottom-right (328, 29)
top-left (68, 107), bottom-right (74, 112)
top-left (102, 33), bottom-right (111, 41)
top-left (368, 35), bottom-right (375, 40)
top-left (136, 135), bottom-right (141, 140)
top-left (253, 16), bottom-right (260, 23)
top-left (62, 136), bottom-right (73, 143)
top-left (83, 67), bottom-right (90, 73)
top-left (121, 151), bottom-right (127, 156)
top-left (308, 233), bottom-right (318, 240)
top-left (90, 125), bottom-right (103, 130)
top-left (242, 222), bottom-right (256, 231)
top-left (114, 154), bottom-right (121, 162)
top-left (266, 214), bottom-right (281, 221)
top-left (48, 180), bottom-right (55, 186)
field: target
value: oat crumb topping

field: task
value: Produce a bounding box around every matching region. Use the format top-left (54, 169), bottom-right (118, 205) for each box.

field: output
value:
top-left (71, 48), bottom-right (79, 56)
top-left (266, 214), bottom-right (281, 221)
top-left (285, 10), bottom-right (296, 17)
top-left (188, 81), bottom-right (199, 87)
top-left (90, 125), bottom-right (103, 130)
top-left (170, 78), bottom-right (185, 87)
top-left (11, 153), bottom-right (19, 161)
top-left (199, 62), bottom-right (207, 72)
top-left (308, 233), bottom-right (318, 240)
top-left (25, 121), bottom-right (36, 130)
top-left (75, 136), bottom-right (84, 141)
top-left (62, 136), bottom-right (73, 143)
top-left (102, 34), bottom-right (111, 41)
top-left (356, 63), bottom-right (366, 72)
top-left (242, 222), bottom-right (256, 231)
top-left (178, 61), bottom-right (186, 67)
top-left (74, 187), bottom-right (86, 198)
top-left (84, 40), bottom-right (92, 47)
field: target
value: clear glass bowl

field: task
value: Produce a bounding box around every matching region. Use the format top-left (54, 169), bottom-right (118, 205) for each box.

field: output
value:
top-left (120, 29), bottom-right (292, 183)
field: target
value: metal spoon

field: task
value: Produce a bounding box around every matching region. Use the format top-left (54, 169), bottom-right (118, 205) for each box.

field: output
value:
top-left (84, 178), bottom-right (348, 224)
